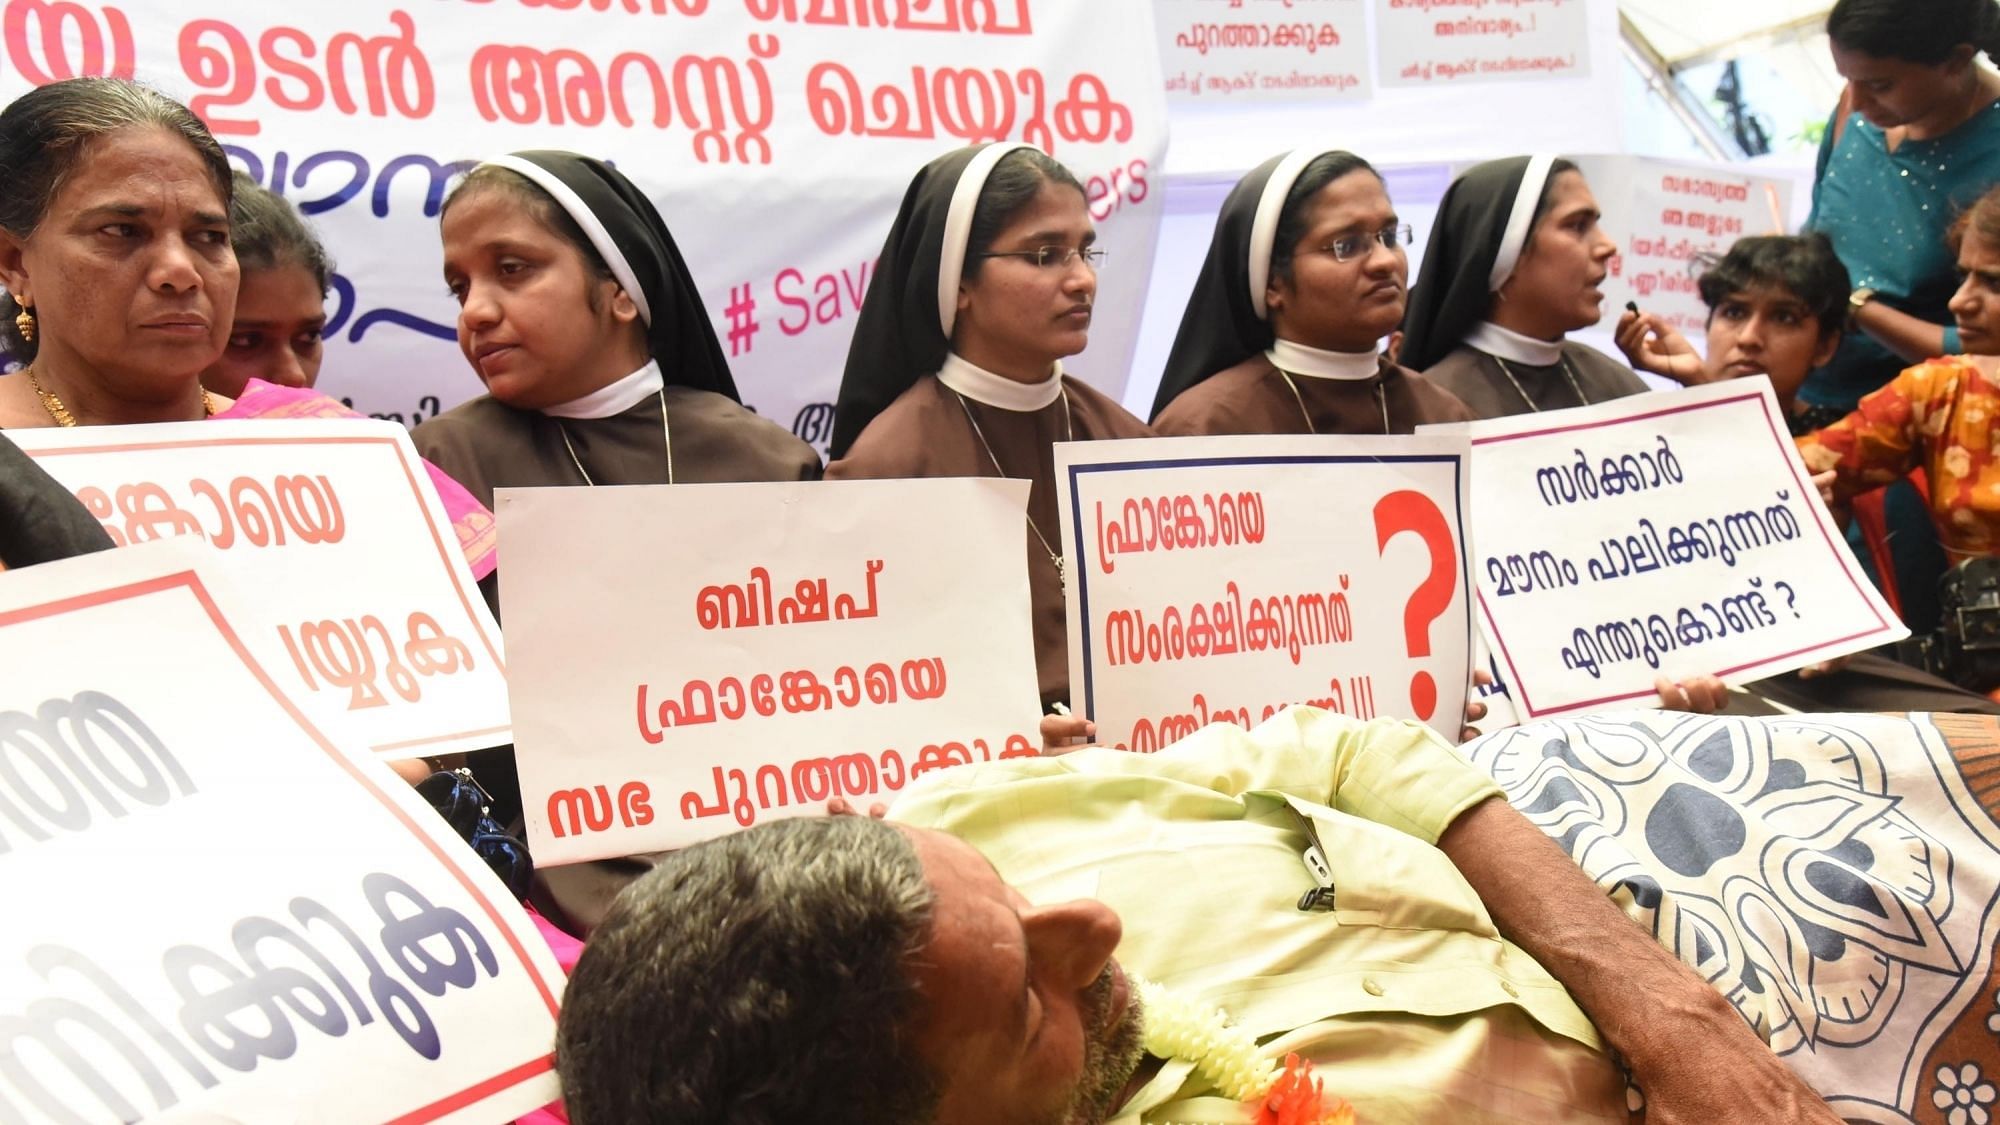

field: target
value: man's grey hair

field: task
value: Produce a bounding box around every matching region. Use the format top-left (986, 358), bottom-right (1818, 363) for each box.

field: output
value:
top-left (557, 815), bottom-right (943, 1123)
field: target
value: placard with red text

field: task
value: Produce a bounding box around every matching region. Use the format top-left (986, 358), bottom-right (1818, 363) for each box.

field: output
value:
top-left (11, 420), bottom-right (509, 759)
top-left (0, 537), bottom-right (563, 1123)
top-left (1443, 379), bottom-right (1906, 721)
top-left (1154, 0), bottom-right (1370, 103)
top-left (497, 477), bottom-right (1043, 864)
top-left (1055, 434), bottom-right (1472, 747)
top-left (1376, 0), bottom-right (1590, 87)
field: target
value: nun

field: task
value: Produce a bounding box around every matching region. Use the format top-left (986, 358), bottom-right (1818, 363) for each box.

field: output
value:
top-left (414, 150), bottom-right (819, 517)
top-left (1400, 156), bottom-right (1649, 417)
top-left (826, 142), bottom-right (1152, 711)
top-left (1152, 147), bottom-right (1475, 435)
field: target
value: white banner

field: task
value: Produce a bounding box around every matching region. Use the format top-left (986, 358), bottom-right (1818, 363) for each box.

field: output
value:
top-left (11, 419), bottom-right (510, 759)
top-left (1154, 0), bottom-right (1370, 103)
top-left (1443, 380), bottom-right (1908, 721)
top-left (0, 1), bottom-right (1167, 457)
top-left (1574, 154), bottom-right (1795, 344)
top-left (1055, 434), bottom-right (1472, 747)
top-left (497, 477), bottom-right (1044, 864)
top-left (0, 537), bottom-right (563, 1124)
top-left (1376, 0), bottom-right (1591, 88)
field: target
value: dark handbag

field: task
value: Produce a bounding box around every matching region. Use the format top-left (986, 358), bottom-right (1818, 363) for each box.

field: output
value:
top-left (417, 768), bottom-right (534, 899)
top-left (1938, 557), bottom-right (2000, 693)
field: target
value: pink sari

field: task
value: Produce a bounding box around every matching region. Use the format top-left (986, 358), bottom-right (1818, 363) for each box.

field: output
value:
top-left (213, 380), bottom-right (497, 580)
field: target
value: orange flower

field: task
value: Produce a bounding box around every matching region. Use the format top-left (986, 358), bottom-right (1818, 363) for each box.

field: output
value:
top-left (1253, 1054), bottom-right (1356, 1125)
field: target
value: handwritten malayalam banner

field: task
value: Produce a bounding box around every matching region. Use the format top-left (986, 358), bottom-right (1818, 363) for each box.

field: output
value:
top-left (1154, 0), bottom-right (1370, 103)
top-left (1376, 0), bottom-right (1590, 88)
top-left (1574, 154), bottom-right (1793, 340)
top-left (1441, 379), bottom-right (1907, 721)
top-left (0, 0), bottom-right (1166, 455)
top-left (0, 537), bottom-right (563, 1123)
top-left (1056, 435), bottom-right (1473, 748)
top-left (11, 419), bottom-right (510, 759)
top-left (497, 477), bottom-right (1043, 864)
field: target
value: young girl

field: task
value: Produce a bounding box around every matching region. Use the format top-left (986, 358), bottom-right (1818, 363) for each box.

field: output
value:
top-left (826, 143), bottom-right (1152, 711)
top-left (413, 150), bottom-right (818, 515)
top-left (201, 172), bottom-right (330, 397)
top-left (1400, 156), bottom-right (1649, 418)
top-left (1153, 146), bottom-right (1474, 435)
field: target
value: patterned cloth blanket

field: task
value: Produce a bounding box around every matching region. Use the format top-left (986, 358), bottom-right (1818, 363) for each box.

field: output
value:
top-left (1463, 712), bottom-right (2000, 1124)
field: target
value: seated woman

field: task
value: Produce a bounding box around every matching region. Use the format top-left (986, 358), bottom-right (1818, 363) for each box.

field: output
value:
top-left (1400, 156), bottom-right (1650, 417)
top-left (825, 143), bottom-right (1153, 712)
top-left (412, 151), bottom-right (819, 521)
top-left (201, 171), bottom-right (330, 397)
top-left (0, 78), bottom-right (493, 581)
top-left (1152, 147), bottom-right (1476, 434)
top-left (1799, 182), bottom-right (2000, 693)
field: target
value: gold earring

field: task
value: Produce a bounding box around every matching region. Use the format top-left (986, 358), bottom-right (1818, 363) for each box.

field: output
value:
top-left (13, 304), bottom-right (33, 344)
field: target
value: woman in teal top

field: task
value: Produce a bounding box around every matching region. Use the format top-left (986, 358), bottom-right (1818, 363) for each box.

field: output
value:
top-left (1805, 0), bottom-right (2000, 421)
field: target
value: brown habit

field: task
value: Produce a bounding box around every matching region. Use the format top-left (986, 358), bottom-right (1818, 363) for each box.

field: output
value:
top-left (1421, 342), bottom-right (1649, 419)
top-left (826, 373), bottom-right (1152, 710)
top-left (1153, 356), bottom-right (1477, 436)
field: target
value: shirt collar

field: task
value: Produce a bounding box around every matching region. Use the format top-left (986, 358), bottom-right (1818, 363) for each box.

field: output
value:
top-left (1463, 320), bottom-right (1563, 366)
top-left (938, 352), bottom-right (1064, 411)
top-left (1267, 338), bottom-right (1382, 381)
top-left (543, 359), bottom-right (665, 419)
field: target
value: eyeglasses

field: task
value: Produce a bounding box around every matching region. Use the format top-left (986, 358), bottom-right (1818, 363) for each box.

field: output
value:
top-left (976, 246), bottom-right (1108, 270)
top-left (1308, 225), bottom-right (1415, 263)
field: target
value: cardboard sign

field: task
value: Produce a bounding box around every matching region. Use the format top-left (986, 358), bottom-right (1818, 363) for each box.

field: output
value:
top-left (1443, 380), bottom-right (1907, 720)
top-left (1154, 0), bottom-right (1371, 103)
top-left (0, 538), bottom-right (563, 1123)
top-left (1056, 434), bottom-right (1472, 747)
top-left (12, 420), bottom-right (509, 759)
top-left (1376, 0), bottom-right (1591, 88)
top-left (497, 478), bottom-right (1045, 865)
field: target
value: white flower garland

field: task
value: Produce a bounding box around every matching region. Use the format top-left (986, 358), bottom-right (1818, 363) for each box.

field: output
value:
top-left (1135, 975), bottom-right (1279, 1102)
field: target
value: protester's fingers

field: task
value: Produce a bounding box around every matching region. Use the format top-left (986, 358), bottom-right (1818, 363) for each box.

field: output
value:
top-left (828, 797), bottom-right (856, 816)
top-left (1811, 469), bottom-right (1838, 506)
top-left (1472, 667), bottom-right (1495, 689)
top-left (1464, 699), bottom-right (1488, 723)
top-left (1039, 712), bottom-right (1095, 753)
top-left (868, 802), bottom-right (889, 819)
top-left (1654, 675), bottom-right (1691, 712)
top-left (391, 758), bottom-right (433, 786)
top-left (1686, 674), bottom-right (1729, 714)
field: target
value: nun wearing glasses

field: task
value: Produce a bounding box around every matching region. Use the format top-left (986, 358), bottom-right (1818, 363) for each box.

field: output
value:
top-left (1400, 155), bottom-right (1649, 418)
top-left (1152, 148), bottom-right (1476, 435)
top-left (826, 143), bottom-right (1153, 712)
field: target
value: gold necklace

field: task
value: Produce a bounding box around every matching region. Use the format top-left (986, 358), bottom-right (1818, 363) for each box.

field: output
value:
top-left (1491, 353), bottom-right (1589, 414)
top-left (951, 387), bottom-right (1071, 592)
top-left (25, 366), bottom-right (215, 427)
top-left (555, 387), bottom-right (675, 486)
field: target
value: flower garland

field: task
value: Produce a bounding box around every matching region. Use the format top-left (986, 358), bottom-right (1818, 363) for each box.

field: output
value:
top-left (1135, 976), bottom-right (1357, 1125)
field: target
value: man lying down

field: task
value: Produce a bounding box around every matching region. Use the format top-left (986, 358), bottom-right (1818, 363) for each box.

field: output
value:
top-left (555, 707), bottom-right (1844, 1124)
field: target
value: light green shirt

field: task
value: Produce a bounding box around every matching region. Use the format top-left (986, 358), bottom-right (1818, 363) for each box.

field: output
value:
top-left (891, 707), bottom-right (1628, 1123)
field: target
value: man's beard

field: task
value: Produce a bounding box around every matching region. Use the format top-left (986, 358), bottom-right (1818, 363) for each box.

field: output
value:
top-left (1058, 962), bottom-right (1146, 1125)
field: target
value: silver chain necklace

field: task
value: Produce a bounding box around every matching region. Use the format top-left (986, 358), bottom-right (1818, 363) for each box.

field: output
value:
top-left (1491, 353), bottom-right (1590, 414)
top-left (952, 387), bottom-right (1072, 592)
top-left (557, 386), bottom-right (675, 486)
top-left (1275, 367), bottom-right (1390, 435)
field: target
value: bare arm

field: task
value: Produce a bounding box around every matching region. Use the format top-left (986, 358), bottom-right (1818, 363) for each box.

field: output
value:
top-left (1438, 796), bottom-right (1839, 1123)
top-left (1853, 300), bottom-right (1950, 363)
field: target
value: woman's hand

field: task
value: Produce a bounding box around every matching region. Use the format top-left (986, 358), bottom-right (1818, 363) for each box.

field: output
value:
top-left (1040, 711), bottom-right (1096, 755)
top-left (1797, 653), bottom-right (1853, 680)
top-left (1811, 468), bottom-right (1838, 507)
top-left (1460, 668), bottom-right (1493, 743)
top-left (1615, 309), bottom-right (1708, 385)
top-left (1654, 674), bottom-right (1729, 714)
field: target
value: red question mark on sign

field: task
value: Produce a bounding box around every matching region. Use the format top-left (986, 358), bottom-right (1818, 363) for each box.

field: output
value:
top-left (1372, 490), bottom-right (1456, 721)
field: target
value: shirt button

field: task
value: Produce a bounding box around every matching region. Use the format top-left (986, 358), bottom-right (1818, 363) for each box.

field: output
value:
top-left (1501, 981), bottom-right (1521, 998)
top-left (1362, 978), bottom-right (1385, 997)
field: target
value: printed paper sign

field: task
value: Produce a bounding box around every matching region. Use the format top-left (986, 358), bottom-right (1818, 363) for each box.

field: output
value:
top-left (498, 478), bottom-right (1044, 865)
top-left (1376, 0), bottom-right (1591, 88)
top-left (0, 538), bottom-right (563, 1123)
top-left (1056, 434), bottom-right (1473, 747)
top-left (1446, 379), bottom-right (1907, 720)
top-left (1573, 155), bottom-right (1793, 341)
top-left (12, 420), bottom-right (510, 759)
top-left (1155, 0), bottom-right (1371, 103)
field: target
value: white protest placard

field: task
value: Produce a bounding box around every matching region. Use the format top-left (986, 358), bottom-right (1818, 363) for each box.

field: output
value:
top-left (1055, 435), bottom-right (1472, 747)
top-left (11, 419), bottom-right (509, 760)
top-left (1376, 0), bottom-right (1591, 88)
top-left (0, 538), bottom-right (563, 1123)
top-left (498, 478), bottom-right (1045, 865)
top-left (1155, 0), bottom-right (1371, 103)
top-left (1448, 379), bottom-right (1907, 721)
top-left (1573, 155), bottom-right (1793, 341)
